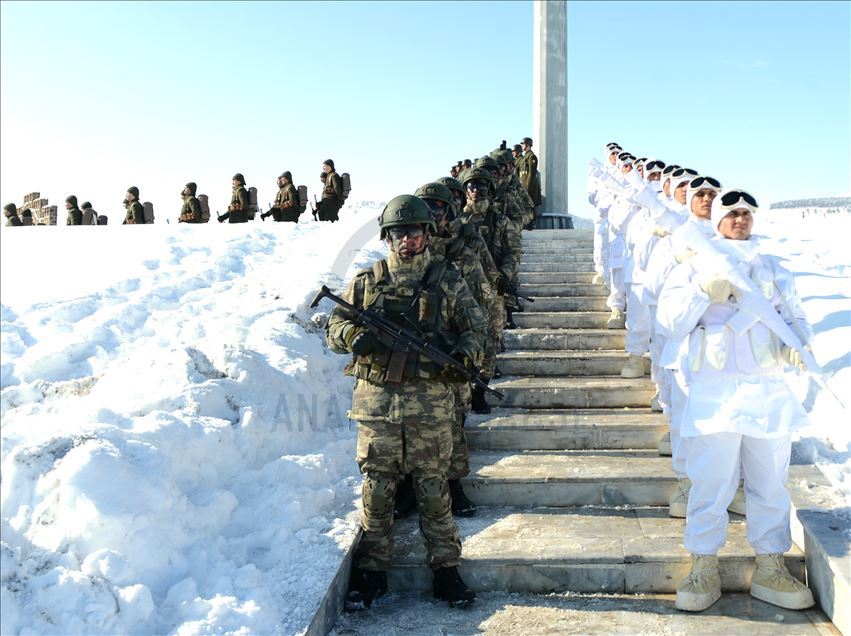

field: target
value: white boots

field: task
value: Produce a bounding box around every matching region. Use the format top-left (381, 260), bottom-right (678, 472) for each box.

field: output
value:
top-left (676, 553), bottom-right (815, 612)
top-left (620, 354), bottom-right (646, 378)
top-left (676, 554), bottom-right (721, 611)
top-left (592, 272), bottom-right (605, 285)
top-left (751, 553), bottom-right (815, 609)
top-left (668, 478), bottom-right (690, 518)
top-left (607, 308), bottom-right (625, 329)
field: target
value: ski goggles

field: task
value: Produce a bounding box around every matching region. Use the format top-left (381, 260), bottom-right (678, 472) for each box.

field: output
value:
top-left (645, 159), bottom-right (666, 172)
top-left (688, 176), bottom-right (721, 189)
top-left (424, 199), bottom-right (449, 216)
top-left (672, 168), bottom-right (698, 179)
top-left (387, 225), bottom-right (425, 240)
top-left (465, 180), bottom-right (490, 193)
top-left (720, 190), bottom-right (758, 209)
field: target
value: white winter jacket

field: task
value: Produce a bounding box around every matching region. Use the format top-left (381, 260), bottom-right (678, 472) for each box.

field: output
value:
top-left (656, 237), bottom-right (811, 437)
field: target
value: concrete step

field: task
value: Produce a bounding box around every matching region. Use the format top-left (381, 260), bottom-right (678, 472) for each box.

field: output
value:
top-left (518, 261), bottom-right (595, 273)
top-left (332, 591), bottom-right (835, 635)
top-left (465, 408), bottom-right (667, 450)
top-left (522, 247), bottom-right (594, 256)
top-left (522, 229), bottom-right (594, 241)
top-left (488, 376), bottom-right (655, 408)
top-left (521, 253), bottom-right (594, 263)
top-left (521, 242), bottom-right (594, 252)
top-left (502, 328), bottom-right (626, 351)
top-left (464, 450), bottom-right (676, 506)
top-left (496, 349), bottom-right (650, 376)
top-left (512, 311), bottom-right (610, 329)
top-left (519, 283), bottom-right (608, 297)
top-left (521, 296), bottom-right (610, 312)
top-left (386, 506), bottom-right (805, 594)
top-left (518, 272), bottom-right (596, 284)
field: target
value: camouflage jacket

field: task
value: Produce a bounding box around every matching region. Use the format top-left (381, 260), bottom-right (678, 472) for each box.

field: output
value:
top-left (6, 215), bottom-right (22, 227)
top-left (66, 207), bottom-right (82, 226)
top-left (275, 184), bottom-right (299, 210)
top-left (179, 196), bottom-right (202, 223)
top-left (462, 203), bottom-right (522, 283)
top-left (493, 183), bottom-right (525, 225)
top-left (124, 201), bottom-right (144, 225)
top-left (327, 249), bottom-right (488, 387)
top-left (322, 171), bottom-right (343, 202)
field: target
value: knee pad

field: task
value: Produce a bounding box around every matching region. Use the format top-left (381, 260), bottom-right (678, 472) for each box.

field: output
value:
top-left (362, 472), bottom-right (398, 516)
top-left (414, 476), bottom-right (450, 517)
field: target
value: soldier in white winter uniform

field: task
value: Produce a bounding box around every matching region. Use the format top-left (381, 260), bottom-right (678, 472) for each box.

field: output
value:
top-left (656, 189), bottom-right (815, 613)
top-left (587, 143), bottom-right (621, 286)
top-left (603, 152), bottom-right (637, 329)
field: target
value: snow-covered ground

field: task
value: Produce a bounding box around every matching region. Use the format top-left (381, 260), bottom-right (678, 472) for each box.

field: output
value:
top-left (1, 203), bottom-right (849, 635)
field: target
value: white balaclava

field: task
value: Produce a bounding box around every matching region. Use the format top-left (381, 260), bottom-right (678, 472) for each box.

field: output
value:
top-left (711, 188), bottom-right (759, 231)
top-left (686, 176), bottom-right (722, 214)
top-left (643, 158), bottom-right (666, 191)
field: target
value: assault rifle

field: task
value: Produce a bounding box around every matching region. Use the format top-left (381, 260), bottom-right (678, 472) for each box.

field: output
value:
top-left (507, 284), bottom-right (535, 304)
top-left (310, 284), bottom-right (505, 399)
top-left (311, 195), bottom-right (322, 221)
top-left (260, 207), bottom-right (279, 221)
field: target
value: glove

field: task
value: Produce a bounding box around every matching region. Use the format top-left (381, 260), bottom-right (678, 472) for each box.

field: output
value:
top-left (442, 354), bottom-right (473, 383)
top-left (496, 274), bottom-right (509, 296)
top-left (781, 346), bottom-right (807, 371)
top-left (699, 274), bottom-right (739, 304)
top-left (350, 331), bottom-right (379, 356)
top-left (652, 226), bottom-right (670, 238)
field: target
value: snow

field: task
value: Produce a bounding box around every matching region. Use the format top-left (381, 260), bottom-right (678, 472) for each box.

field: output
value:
top-left (1, 205), bottom-right (389, 635)
top-left (1, 203), bottom-right (849, 634)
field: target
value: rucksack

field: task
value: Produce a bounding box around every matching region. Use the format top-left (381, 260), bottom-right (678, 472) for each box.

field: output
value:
top-left (247, 187), bottom-right (258, 220)
top-left (143, 202), bottom-right (155, 224)
top-left (198, 195), bottom-right (210, 223)
top-left (341, 173), bottom-right (351, 200)
top-left (297, 185), bottom-right (308, 214)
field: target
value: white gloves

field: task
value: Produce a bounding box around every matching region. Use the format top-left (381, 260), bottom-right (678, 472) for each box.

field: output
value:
top-left (699, 274), bottom-right (739, 303)
top-left (653, 226), bottom-right (670, 238)
top-left (781, 346), bottom-right (808, 370)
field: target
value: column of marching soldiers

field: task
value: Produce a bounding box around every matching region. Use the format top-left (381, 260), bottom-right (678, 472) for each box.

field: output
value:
top-left (587, 143), bottom-right (817, 613)
top-left (2, 159), bottom-right (353, 226)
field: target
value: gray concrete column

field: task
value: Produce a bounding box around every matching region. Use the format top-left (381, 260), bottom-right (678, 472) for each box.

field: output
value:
top-left (533, 0), bottom-right (569, 223)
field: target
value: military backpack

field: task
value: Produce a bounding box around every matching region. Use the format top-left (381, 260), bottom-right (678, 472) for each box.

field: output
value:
top-left (198, 194), bottom-right (211, 223)
top-left (341, 173), bottom-right (351, 200)
top-left (143, 202), bottom-right (155, 224)
top-left (247, 187), bottom-right (258, 220)
top-left (297, 185), bottom-right (308, 214)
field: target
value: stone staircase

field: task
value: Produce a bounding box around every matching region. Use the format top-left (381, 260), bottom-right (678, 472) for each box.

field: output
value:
top-left (331, 229), bottom-right (837, 635)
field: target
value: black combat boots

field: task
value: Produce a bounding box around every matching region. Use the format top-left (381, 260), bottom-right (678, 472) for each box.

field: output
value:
top-left (393, 473), bottom-right (417, 519)
top-left (505, 307), bottom-right (518, 329)
top-left (471, 385), bottom-right (491, 414)
top-left (448, 479), bottom-right (477, 517)
top-left (345, 568), bottom-right (387, 611)
top-left (433, 566), bottom-right (476, 608)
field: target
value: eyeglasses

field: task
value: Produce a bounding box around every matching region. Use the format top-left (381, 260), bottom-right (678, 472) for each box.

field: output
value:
top-left (720, 190), bottom-right (758, 208)
top-left (672, 168), bottom-right (698, 179)
top-left (645, 160), bottom-right (666, 172)
top-left (388, 226), bottom-right (424, 240)
top-left (465, 180), bottom-right (489, 192)
top-left (689, 176), bottom-right (721, 189)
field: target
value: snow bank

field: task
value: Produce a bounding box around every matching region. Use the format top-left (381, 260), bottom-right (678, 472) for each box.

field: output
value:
top-left (1, 205), bottom-right (389, 635)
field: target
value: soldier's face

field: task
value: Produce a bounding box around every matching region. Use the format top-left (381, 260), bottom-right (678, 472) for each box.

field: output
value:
top-left (182, 186), bottom-right (190, 196)
top-left (674, 183), bottom-right (688, 204)
top-left (621, 164), bottom-right (633, 175)
top-left (322, 164), bottom-right (331, 174)
top-left (637, 165), bottom-right (645, 178)
top-left (387, 225), bottom-right (428, 259)
top-left (466, 181), bottom-right (488, 202)
top-left (232, 179), bottom-right (239, 188)
top-left (691, 189), bottom-right (717, 218)
top-left (65, 202), bottom-right (72, 209)
top-left (718, 209), bottom-right (753, 240)
top-left (521, 142), bottom-right (529, 152)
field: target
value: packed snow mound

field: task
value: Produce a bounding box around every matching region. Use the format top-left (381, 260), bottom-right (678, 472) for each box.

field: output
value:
top-left (1, 204), bottom-right (388, 635)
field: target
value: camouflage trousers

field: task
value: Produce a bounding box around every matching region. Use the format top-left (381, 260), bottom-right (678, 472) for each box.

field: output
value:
top-left (480, 295), bottom-right (505, 378)
top-left (448, 383), bottom-right (472, 480)
top-left (351, 378), bottom-right (461, 571)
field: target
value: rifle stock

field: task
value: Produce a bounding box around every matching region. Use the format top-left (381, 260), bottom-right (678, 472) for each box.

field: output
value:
top-left (311, 285), bottom-right (504, 399)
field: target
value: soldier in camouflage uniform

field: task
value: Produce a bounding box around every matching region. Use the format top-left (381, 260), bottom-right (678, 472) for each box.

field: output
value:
top-left (273, 171), bottom-right (300, 222)
top-left (178, 182), bottom-right (203, 223)
top-left (517, 137), bottom-right (542, 218)
top-left (327, 195), bottom-right (486, 610)
top-left (218, 173), bottom-right (250, 223)
top-left (65, 195), bottom-right (83, 226)
top-left (20, 208), bottom-right (33, 226)
top-left (123, 187), bottom-right (145, 225)
top-left (481, 154), bottom-right (524, 228)
top-left (458, 168), bottom-right (522, 412)
top-left (320, 159), bottom-right (344, 222)
top-left (4, 203), bottom-right (22, 227)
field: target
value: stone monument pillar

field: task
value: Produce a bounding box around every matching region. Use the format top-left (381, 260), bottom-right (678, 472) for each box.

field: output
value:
top-left (532, 0), bottom-right (571, 228)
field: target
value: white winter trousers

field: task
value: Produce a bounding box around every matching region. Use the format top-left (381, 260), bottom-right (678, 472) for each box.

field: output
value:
top-left (594, 217), bottom-right (609, 278)
top-left (684, 432), bottom-right (792, 555)
top-left (625, 283), bottom-right (651, 354)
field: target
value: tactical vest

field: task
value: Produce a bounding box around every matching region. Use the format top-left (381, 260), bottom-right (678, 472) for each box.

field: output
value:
top-left (345, 259), bottom-right (451, 385)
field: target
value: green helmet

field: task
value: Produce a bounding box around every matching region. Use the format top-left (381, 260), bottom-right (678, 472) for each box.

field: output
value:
top-left (379, 194), bottom-right (436, 239)
top-left (460, 167), bottom-right (494, 193)
top-left (435, 176), bottom-right (464, 197)
top-left (474, 155), bottom-right (499, 172)
top-left (492, 149), bottom-right (514, 165)
top-left (414, 182), bottom-right (452, 205)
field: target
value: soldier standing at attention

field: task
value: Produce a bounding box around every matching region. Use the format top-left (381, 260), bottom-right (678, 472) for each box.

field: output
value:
top-left (219, 173), bottom-right (250, 223)
top-left (179, 182), bottom-right (203, 223)
top-left (123, 187), bottom-right (145, 225)
top-left (65, 195), bottom-right (83, 225)
top-left (321, 159), bottom-right (344, 222)
top-left (81, 202), bottom-right (97, 225)
top-left (4, 203), bottom-right (22, 226)
top-left (517, 137), bottom-right (542, 216)
top-left (327, 195), bottom-right (486, 611)
top-left (275, 171), bottom-right (300, 222)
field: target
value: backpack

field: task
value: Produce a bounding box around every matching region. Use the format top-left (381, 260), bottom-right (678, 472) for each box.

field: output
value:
top-left (297, 185), bottom-right (308, 214)
top-left (198, 194), bottom-right (210, 223)
top-left (341, 173), bottom-right (351, 200)
top-left (143, 202), bottom-right (155, 224)
top-left (247, 187), bottom-right (258, 220)
top-left (97, 215), bottom-right (108, 225)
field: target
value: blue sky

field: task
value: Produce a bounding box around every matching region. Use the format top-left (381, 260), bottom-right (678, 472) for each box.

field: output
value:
top-left (1, 1), bottom-right (848, 221)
